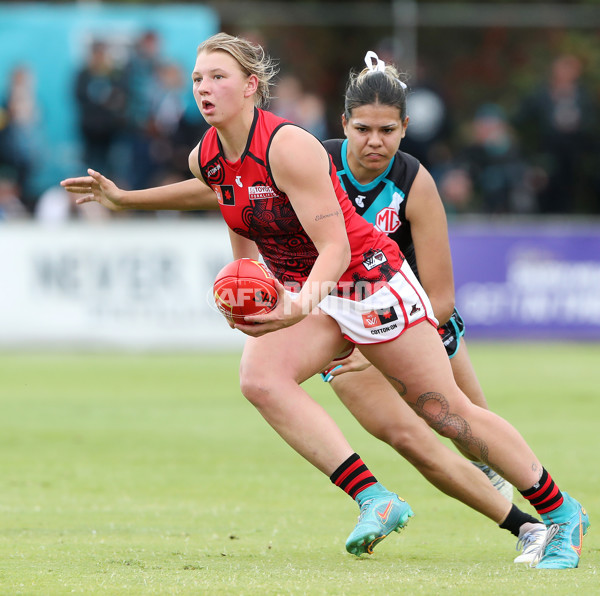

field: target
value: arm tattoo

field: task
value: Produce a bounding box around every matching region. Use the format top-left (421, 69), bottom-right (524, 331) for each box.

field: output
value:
top-left (314, 209), bottom-right (341, 222)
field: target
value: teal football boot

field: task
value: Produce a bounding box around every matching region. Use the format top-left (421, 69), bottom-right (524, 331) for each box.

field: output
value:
top-left (345, 483), bottom-right (414, 556)
top-left (535, 492), bottom-right (590, 569)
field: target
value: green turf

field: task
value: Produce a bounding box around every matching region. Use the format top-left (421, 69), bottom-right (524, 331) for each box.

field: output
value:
top-left (0, 343), bottom-right (598, 595)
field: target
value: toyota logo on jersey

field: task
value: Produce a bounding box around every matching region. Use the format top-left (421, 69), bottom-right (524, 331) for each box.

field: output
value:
top-left (375, 207), bottom-right (401, 234)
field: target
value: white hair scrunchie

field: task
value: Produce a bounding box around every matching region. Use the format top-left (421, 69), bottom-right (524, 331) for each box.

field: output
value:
top-left (363, 50), bottom-right (407, 90)
top-left (364, 50), bottom-right (386, 73)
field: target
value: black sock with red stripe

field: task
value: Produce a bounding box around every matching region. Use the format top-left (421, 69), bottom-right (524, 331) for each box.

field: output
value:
top-left (330, 453), bottom-right (377, 500)
top-left (519, 468), bottom-right (564, 516)
top-left (499, 504), bottom-right (542, 537)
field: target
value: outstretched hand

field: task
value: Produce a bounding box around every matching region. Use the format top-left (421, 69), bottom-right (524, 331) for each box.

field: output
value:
top-left (60, 169), bottom-right (125, 211)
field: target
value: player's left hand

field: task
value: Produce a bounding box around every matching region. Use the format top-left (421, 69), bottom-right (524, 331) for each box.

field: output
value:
top-left (235, 280), bottom-right (305, 336)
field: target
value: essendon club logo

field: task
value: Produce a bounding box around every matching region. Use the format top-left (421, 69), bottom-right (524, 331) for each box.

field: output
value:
top-left (362, 307), bottom-right (398, 328)
top-left (214, 185), bottom-right (235, 206)
top-left (362, 249), bottom-right (388, 271)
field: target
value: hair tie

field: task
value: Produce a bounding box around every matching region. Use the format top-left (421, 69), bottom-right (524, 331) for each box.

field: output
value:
top-left (363, 50), bottom-right (407, 89)
top-left (364, 50), bottom-right (386, 73)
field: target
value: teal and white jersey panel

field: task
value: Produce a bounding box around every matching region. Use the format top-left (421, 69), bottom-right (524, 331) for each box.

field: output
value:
top-left (324, 138), bottom-right (466, 359)
top-left (324, 139), bottom-right (420, 271)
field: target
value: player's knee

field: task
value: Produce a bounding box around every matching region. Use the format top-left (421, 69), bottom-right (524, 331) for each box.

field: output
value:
top-left (385, 426), bottom-right (437, 467)
top-left (239, 369), bottom-right (277, 408)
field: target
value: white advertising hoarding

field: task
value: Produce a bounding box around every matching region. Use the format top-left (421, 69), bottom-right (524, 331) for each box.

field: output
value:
top-left (1, 220), bottom-right (245, 350)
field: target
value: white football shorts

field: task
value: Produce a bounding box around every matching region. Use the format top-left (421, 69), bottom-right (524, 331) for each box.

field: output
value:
top-left (317, 259), bottom-right (438, 345)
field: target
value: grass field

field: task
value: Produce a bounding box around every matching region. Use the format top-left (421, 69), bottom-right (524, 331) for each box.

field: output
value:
top-left (0, 343), bottom-right (598, 595)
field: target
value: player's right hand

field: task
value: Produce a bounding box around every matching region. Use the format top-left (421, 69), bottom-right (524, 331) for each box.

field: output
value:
top-left (60, 169), bottom-right (125, 211)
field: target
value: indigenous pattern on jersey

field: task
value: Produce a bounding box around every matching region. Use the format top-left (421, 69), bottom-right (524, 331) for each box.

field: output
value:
top-left (198, 109), bottom-right (403, 297)
top-left (324, 139), bottom-right (420, 273)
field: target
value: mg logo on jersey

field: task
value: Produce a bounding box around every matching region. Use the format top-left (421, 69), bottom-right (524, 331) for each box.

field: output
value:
top-left (362, 307), bottom-right (399, 328)
top-left (375, 207), bottom-right (401, 234)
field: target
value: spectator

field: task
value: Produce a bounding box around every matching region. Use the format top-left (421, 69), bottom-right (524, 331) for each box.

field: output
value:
top-left (74, 41), bottom-right (127, 180)
top-left (146, 62), bottom-right (187, 184)
top-left (459, 103), bottom-right (532, 214)
top-left (0, 171), bottom-right (28, 221)
top-left (297, 92), bottom-right (329, 140)
top-left (438, 167), bottom-right (473, 217)
top-left (271, 74), bottom-right (329, 139)
top-left (514, 54), bottom-right (597, 214)
top-left (402, 61), bottom-right (452, 171)
top-left (122, 31), bottom-right (163, 190)
top-left (0, 65), bottom-right (43, 211)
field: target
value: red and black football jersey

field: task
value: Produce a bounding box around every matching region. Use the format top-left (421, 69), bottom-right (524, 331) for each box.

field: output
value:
top-left (198, 108), bottom-right (404, 295)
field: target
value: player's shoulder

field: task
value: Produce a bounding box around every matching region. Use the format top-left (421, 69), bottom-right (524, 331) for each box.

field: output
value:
top-left (270, 120), bottom-right (324, 154)
top-left (322, 139), bottom-right (344, 168)
top-left (323, 138), bottom-right (344, 154)
top-left (188, 143), bottom-right (201, 178)
top-left (196, 125), bottom-right (217, 158)
top-left (394, 149), bottom-right (420, 172)
top-left (268, 124), bottom-right (328, 181)
top-left (387, 149), bottom-right (420, 187)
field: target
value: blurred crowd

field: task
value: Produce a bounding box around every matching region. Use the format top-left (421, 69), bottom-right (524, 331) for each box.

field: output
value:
top-left (429, 53), bottom-right (599, 217)
top-left (0, 30), bottom-right (598, 222)
top-left (0, 31), bottom-right (210, 223)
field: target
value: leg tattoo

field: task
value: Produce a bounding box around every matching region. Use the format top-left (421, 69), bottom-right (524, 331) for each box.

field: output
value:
top-left (412, 392), bottom-right (501, 473)
top-left (385, 374), bottom-right (407, 397)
